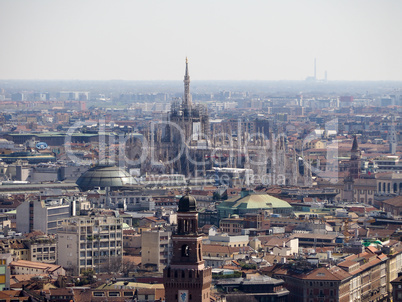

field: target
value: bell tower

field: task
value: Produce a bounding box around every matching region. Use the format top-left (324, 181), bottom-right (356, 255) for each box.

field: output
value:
top-left (349, 135), bottom-right (361, 180)
top-left (163, 194), bottom-right (212, 302)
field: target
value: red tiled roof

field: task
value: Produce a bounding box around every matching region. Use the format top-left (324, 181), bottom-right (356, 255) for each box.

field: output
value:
top-left (382, 196), bottom-right (402, 207)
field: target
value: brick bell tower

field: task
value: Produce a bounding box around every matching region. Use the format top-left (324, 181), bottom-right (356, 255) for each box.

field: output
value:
top-left (163, 194), bottom-right (212, 302)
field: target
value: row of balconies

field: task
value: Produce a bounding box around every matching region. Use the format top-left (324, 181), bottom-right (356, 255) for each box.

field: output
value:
top-left (80, 242), bottom-right (122, 250)
top-left (79, 235), bottom-right (122, 241)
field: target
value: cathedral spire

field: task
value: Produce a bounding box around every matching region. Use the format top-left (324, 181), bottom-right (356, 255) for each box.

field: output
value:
top-left (351, 135), bottom-right (359, 152)
top-left (183, 57), bottom-right (192, 109)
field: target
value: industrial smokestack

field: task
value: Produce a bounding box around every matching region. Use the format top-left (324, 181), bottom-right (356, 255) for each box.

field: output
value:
top-left (314, 58), bottom-right (317, 80)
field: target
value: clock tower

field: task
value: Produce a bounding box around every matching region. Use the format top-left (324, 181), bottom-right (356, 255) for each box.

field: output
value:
top-left (163, 194), bottom-right (212, 302)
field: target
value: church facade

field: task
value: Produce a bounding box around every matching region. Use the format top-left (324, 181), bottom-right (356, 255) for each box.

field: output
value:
top-left (126, 59), bottom-right (309, 186)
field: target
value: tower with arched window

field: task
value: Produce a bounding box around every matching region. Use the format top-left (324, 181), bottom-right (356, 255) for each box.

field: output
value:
top-left (163, 194), bottom-right (212, 302)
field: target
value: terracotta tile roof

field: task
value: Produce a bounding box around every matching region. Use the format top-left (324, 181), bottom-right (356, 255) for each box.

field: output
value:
top-left (10, 274), bottom-right (48, 284)
top-left (366, 228), bottom-right (396, 238)
top-left (366, 246), bottom-right (378, 254)
top-left (10, 260), bottom-right (62, 273)
top-left (338, 260), bottom-right (356, 268)
top-left (203, 245), bottom-right (231, 254)
top-left (302, 267), bottom-right (350, 281)
top-left (23, 231), bottom-right (46, 239)
top-left (263, 237), bottom-right (289, 247)
top-left (49, 288), bottom-right (73, 296)
top-left (0, 290), bottom-right (29, 301)
top-left (72, 288), bottom-right (92, 302)
top-left (123, 255), bottom-right (141, 265)
top-left (382, 195), bottom-right (402, 207)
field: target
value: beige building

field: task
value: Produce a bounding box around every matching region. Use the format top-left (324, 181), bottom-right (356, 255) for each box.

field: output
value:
top-left (377, 173), bottom-right (402, 195)
top-left (26, 236), bottom-right (57, 264)
top-left (219, 217), bottom-right (245, 235)
top-left (57, 215), bottom-right (123, 275)
top-left (381, 196), bottom-right (402, 217)
top-left (141, 229), bottom-right (172, 272)
top-left (206, 233), bottom-right (249, 247)
top-left (10, 260), bottom-right (65, 278)
top-left (262, 237), bottom-right (299, 256)
top-left (382, 241), bottom-right (402, 298)
top-left (353, 178), bottom-right (377, 205)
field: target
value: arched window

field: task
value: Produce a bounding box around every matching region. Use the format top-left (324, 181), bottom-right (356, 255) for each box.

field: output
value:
top-left (181, 245), bottom-right (189, 257)
top-left (394, 183), bottom-right (397, 193)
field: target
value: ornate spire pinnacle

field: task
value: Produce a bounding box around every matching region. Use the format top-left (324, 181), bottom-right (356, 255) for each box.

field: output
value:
top-left (183, 57), bottom-right (192, 109)
top-left (351, 135), bottom-right (359, 152)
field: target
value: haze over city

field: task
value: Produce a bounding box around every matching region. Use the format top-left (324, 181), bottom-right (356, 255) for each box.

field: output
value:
top-left (1, 0), bottom-right (402, 81)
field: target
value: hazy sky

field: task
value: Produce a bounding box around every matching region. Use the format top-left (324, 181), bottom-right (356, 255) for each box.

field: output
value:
top-left (1, 0), bottom-right (401, 81)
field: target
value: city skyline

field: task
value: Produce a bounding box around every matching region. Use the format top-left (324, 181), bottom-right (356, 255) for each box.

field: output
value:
top-left (1, 0), bottom-right (402, 81)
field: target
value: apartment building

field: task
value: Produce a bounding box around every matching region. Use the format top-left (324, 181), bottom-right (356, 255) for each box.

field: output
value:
top-left (57, 215), bottom-right (123, 275)
top-left (338, 247), bottom-right (387, 301)
top-left (219, 217), bottom-right (245, 235)
top-left (271, 246), bottom-right (388, 302)
top-left (16, 198), bottom-right (73, 234)
top-left (391, 274), bottom-right (402, 302)
top-left (26, 236), bottom-right (57, 264)
top-left (381, 241), bottom-right (402, 298)
top-left (95, 190), bottom-right (155, 211)
top-left (141, 229), bottom-right (172, 272)
top-left (0, 253), bottom-right (11, 290)
top-left (0, 235), bottom-right (57, 264)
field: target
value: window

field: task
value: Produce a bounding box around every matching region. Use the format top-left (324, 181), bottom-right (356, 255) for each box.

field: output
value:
top-left (181, 245), bottom-right (189, 257)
